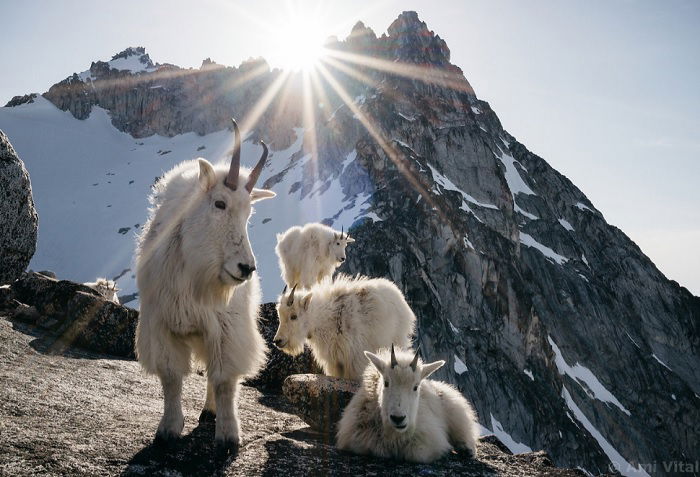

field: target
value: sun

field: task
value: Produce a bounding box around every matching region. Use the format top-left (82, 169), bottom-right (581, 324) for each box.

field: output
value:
top-left (272, 14), bottom-right (328, 71)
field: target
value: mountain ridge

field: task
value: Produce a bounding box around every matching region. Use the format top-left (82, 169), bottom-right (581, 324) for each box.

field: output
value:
top-left (1, 10), bottom-right (697, 476)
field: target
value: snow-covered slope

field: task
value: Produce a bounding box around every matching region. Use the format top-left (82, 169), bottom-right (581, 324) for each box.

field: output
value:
top-left (0, 97), bottom-right (375, 304)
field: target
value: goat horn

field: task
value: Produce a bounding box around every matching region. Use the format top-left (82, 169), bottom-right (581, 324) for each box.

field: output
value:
top-left (390, 344), bottom-right (398, 368)
top-left (245, 140), bottom-right (269, 193)
top-left (224, 118), bottom-right (241, 190)
top-left (410, 346), bottom-right (421, 371)
top-left (282, 285), bottom-right (288, 294)
top-left (287, 284), bottom-right (297, 306)
top-left (340, 225), bottom-right (344, 240)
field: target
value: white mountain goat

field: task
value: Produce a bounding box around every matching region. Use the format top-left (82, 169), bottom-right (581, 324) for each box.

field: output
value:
top-left (273, 275), bottom-right (415, 380)
top-left (275, 223), bottom-right (355, 289)
top-left (135, 119), bottom-right (275, 450)
top-left (336, 345), bottom-right (479, 463)
top-left (83, 278), bottom-right (119, 304)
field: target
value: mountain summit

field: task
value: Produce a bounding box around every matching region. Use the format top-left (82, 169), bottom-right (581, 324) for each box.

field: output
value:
top-left (0, 11), bottom-right (697, 476)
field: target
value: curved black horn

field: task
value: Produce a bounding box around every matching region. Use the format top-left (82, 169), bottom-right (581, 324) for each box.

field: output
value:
top-left (390, 344), bottom-right (398, 368)
top-left (245, 141), bottom-right (269, 193)
top-left (282, 285), bottom-right (288, 294)
top-left (341, 225), bottom-right (344, 240)
top-left (287, 284), bottom-right (297, 306)
top-left (410, 346), bottom-right (421, 371)
top-left (224, 118), bottom-right (241, 190)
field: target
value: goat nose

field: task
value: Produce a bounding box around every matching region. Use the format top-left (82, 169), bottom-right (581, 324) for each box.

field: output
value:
top-left (273, 338), bottom-right (284, 348)
top-left (238, 263), bottom-right (255, 278)
top-left (390, 415), bottom-right (405, 425)
top-left (339, 257), bottom-right (345, 262)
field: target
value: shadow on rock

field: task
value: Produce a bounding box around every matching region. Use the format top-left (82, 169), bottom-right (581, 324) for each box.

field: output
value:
top-left (121, 421), bottom-right (237, 476)
top-left (260, 435), bottom-right (499, 477)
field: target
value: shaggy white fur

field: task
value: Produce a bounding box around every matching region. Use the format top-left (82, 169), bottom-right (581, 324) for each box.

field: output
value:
top-left (336, 346), bottom-right (479, 463)
top-left (274, 274), bottom-right (415, 380)
top-left (275, 223), bottom-right (354, 289)
top-left (135, 153), bottom-right (275, 449)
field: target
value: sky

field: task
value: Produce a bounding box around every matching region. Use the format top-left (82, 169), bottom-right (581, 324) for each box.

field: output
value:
top-left (1, 0), bottom-right (698, 295)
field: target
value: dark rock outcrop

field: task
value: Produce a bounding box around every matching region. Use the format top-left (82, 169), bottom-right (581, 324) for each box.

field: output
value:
top-left (0, 131), bottom-right (38, 285)
top-left (244, 303), bottom-right (321, 392)
top-left (9, 272), bottom-right (138, 358)
top-left (282, 374), bottom-right (359, 435)
top-left (4, 93), bottom-right (37, 107)
top-left (0, 315), bottom-right (593, 476)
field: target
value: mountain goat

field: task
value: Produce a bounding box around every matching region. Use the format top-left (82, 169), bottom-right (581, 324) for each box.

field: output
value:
top-left (135, 119), bottom-right (275, 451)
top-left (83, 278), bottom-right (119, 304)
top-left (273, 275), bottom-right (415, 380)
top-left (336, 346), bottom-right (479, 463)
top-left (275, 223), bottom-right (355, 289)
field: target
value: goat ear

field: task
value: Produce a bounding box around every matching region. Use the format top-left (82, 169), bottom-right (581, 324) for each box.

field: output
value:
top-left (420, 360), bottom-right (445, 380)
top-left (250, 188), bottom-right (276, 202)
top-left (345, 236), bottom-right (355, 243)
top-left (198, 159), bottom-right (217, 191)
top-left (364, 351), bottom-right (385, 374)
top-left (300, 293), bottom-right (312, 311)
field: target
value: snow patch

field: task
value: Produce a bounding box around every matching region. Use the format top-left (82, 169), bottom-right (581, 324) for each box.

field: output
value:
top-left (625, 331), bottom-right (640, 349)
top-left (519, 232), bottom-right (568, 265)
top-left (514, 203), bottom-right (538, 220)
top-left (581, 254), bottom-right (589, 266)
top-left (652, 354), bottom-right (672, 371)
top-left (489, 414), bottom-right (532, 454)
top-left (454, 356), bottom-right (468, 375)
top-left (496, 152), bottom-right (535, 196)
top-left (397, 112), bottom-right (415, 121)
top-left (558, 218), bottom-right (574, 232)
top-left (549, 336), bottom-right (630, 415)
top-left (523, 369), bottom-right (534, 381)
top-left (426, 163), bottom-right (499, 216)
top-left (471, 106), bottom-right (482, 114)
top-left (575, 202), bottom-right (594, 213)
top-left (562, 387), bottom-right (649, 477)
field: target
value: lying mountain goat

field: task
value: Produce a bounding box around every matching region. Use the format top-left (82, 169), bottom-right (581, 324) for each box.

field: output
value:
top-left (83, 278), bottom-right (119, 304)
top-left (273, 275), bottom-right (415, 380)
top-left (337, 346), bottom-right (479, 463)
top-left (275, 223), bottom-right (355, 289)
top-left (135, 119), bottom-right (275, 450)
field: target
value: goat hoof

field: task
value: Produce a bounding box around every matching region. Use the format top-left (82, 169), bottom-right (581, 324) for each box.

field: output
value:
top-left (215, 437), bottom-right (239, 456)
top-left (199, 409), bottom-right (216, 423)
top-left (153, 430), bottom-right (180, 448)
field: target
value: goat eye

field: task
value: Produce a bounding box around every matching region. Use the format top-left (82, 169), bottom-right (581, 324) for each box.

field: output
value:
top-left (336, 242), bottom-right (340, 246)
top-left (384, 381), bottom-right (389, 387)
top-left (290, 314), bottom-right (297, 321)
top-left (214, 200), bottom-right (226, 210)
top-left (413, 385), bottom-right (418, 391)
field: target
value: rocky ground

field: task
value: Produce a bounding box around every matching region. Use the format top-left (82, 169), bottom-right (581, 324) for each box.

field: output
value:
top-left (0, 306), bottom-right (590, 476)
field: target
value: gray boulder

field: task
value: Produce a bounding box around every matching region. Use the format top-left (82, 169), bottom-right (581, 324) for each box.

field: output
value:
top-left (0, 130), bottom-right (38, 285)
top-left (282, 373), bottom-right (360, 435)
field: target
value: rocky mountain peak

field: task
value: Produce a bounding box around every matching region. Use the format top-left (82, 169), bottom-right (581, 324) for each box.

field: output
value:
top-left (110, 46), bottom-right (154, 68)
top-left (386, 11), bottom-right (451, 64)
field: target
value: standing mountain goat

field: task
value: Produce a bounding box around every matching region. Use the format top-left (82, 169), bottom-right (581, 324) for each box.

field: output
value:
top-left (275, 223), bottom-right (355, 289)
top-left (273, 275), bottom-right (415, 380)
top-left (336, 346), bottom-right (479, 463)
top-left (135, 119), bottom-right (275, 450)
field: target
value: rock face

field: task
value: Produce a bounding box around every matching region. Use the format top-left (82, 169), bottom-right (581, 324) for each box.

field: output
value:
top-left (9, 272), bottom-right (138, 358)
top-left (282, 374), bottom-right (359, 435)
top-left (0, 130), bottom-right (38, 285)
top-left (6, 10), bottom-right (699, 474)
top-left (0, 315), bottom-right (592, 476)
top-left (244, 303), bottom-right (321, 392)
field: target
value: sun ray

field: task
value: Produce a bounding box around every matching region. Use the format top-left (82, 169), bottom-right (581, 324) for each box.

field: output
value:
top-left (236, 69), bottom-right (292, 145)
top-left (324, 48), bottom-right (474, 95)
top-left (315, 62), bottom-right (451, 227)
